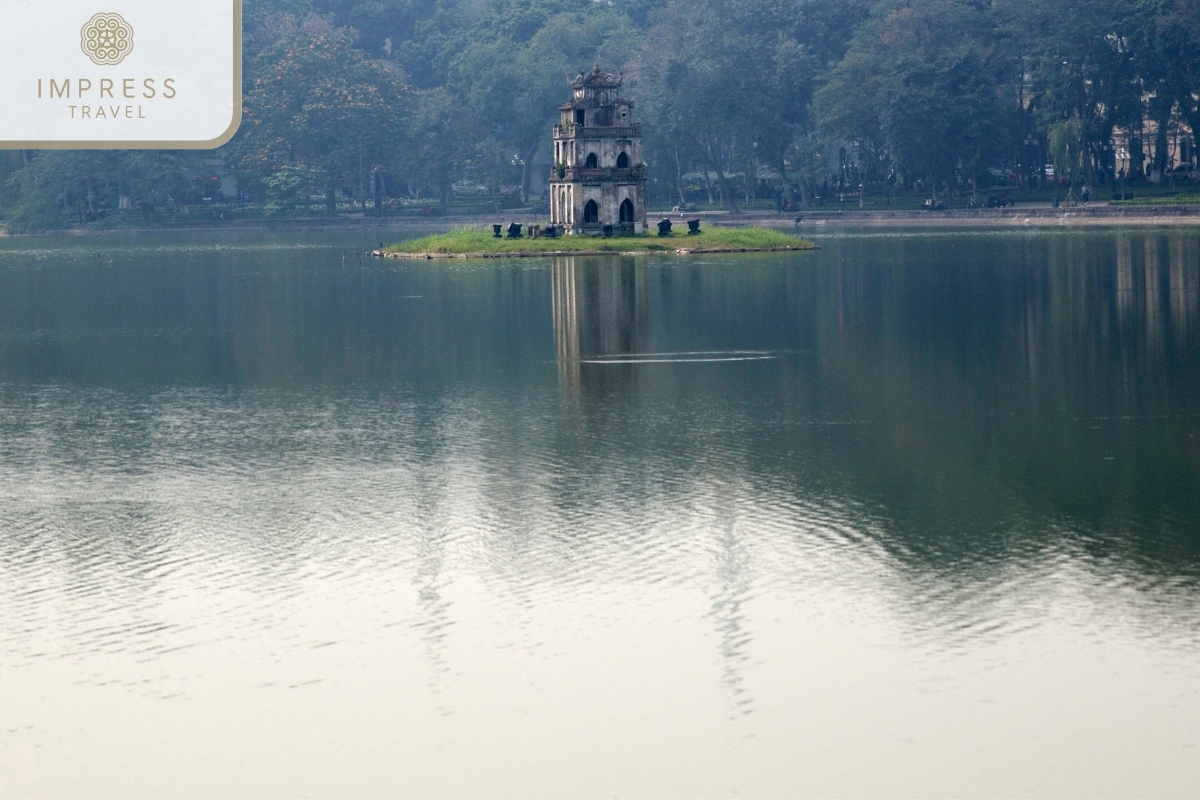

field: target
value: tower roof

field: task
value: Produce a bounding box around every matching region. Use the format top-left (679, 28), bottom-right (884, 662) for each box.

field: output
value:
top-left (562, 65), bottom-right (626, 112)
top-left (569, 64), bottom-right (622, 93)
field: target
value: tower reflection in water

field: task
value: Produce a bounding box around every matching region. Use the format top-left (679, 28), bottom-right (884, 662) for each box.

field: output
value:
top-left (551, 254), bottom-right (755, 716)
top-left (551, 257), bottom-right (649, 392)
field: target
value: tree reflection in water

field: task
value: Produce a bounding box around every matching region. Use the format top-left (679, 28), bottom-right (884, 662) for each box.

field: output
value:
top-left (0, 230), bottom-right (1198, 793)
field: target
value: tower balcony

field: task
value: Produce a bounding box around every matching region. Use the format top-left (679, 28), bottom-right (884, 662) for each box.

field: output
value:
top-left (553, 123), bottom-right (642, 139)
top-left (551, 166), bottom-right (646, 183)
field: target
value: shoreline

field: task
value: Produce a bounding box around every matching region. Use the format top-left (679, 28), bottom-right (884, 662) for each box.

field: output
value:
top-left (750, 204), bottom-right (1200, 229)
top-left (2, 203), bottom-right (1199, 238)
top-left (372, 244), bottom-right (815, 258)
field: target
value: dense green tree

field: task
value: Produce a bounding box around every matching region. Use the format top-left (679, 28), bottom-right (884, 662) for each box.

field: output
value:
top-left (231, 30), bottom-right (409, 213)
top-left (1131, 0), bottom-right (1200, 181)
top-left (816, 0), bottom-right (1006, 199)
top-left (637, 56), bottom-right (694, 207)
top-left (398, 87), bottom-right (473, 210)
top-left (4, 151), bottom-right (205, 232)
top-left (244, 0), bottom-right (319, 56)
top-left (7, 0), bottom-right (1200, 228)
top-left (995, 0), bottom-right (1138, 183)
top-left (639, 0), bottom-right (870, 209)
top-left (649, 14), bottom-right (743, 211)
top-left (448, 8), bottom-right (638, 202)
top-left (1047, 117), bottom-right (1084, 187)
top-left (0, 152), bottom-right (27, 213)
top-left (1168, 0), bottom-right (1200, 159)
top-left (641, 1), bottom-right (766, 210)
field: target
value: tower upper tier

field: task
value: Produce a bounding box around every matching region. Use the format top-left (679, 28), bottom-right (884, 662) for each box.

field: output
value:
top-left (558, 65), bottom-right (635, 129)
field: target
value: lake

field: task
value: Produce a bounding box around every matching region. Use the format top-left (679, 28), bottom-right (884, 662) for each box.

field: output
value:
top-left (0, 228), bottom-right (1198, 797)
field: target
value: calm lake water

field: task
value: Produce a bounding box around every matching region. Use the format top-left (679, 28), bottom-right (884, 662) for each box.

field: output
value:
top-left (0, 228), bottom-right (1198, 797)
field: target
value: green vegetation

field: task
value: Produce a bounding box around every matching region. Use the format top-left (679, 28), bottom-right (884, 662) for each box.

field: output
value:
top-left (230, 30), bottom-right (408, 216)
top-left (3, 0), bottom-right (1199, 232)
top-left (386, 227), bottom-right (815, 255)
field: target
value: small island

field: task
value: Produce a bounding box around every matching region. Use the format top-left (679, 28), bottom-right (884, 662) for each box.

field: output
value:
top-left (374, 69), bottom-right (817, 260)
top-left (373, 225), bottom-right (817, 258)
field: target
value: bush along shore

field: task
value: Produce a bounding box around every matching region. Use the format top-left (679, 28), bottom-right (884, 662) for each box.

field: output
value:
top-left (373, 225), bottom-right (817, 258)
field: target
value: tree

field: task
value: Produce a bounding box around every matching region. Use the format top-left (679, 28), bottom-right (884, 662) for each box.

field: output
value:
top-left (640, 0), bottom-right (865, 211)
top-left (231, 31), bottom-right (409, 214)
top-left (1048, 117), bottom-right (1084, 186)
top-left (4, 151), bottom-right (205, 232)
top-left (1165, 0), bottom-right (1200, 161)
top-left (816, 0), bottom-right (1007, 200)
top-left (449, 8), bottom-right (638, 203)
top-left (639, 1), bottom-right (749, 211)
top-left (8, 0), bottom-right (1200, 224)
top-left (637, 55), bottom-right (696, 207)
top-left (996, 0), bottom-right (1137, 184)
top-left (399, 87), bottom-right (474, 211)
top-left (1131, 0), bottom-right (1200, 181)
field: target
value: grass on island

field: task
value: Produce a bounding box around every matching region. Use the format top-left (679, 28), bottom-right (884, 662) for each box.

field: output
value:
top-left (386, 226), bottom-right (815, 255)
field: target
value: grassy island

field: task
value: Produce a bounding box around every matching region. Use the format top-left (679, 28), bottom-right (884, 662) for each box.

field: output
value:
top-left (376, 226), bottom-right (816, 258)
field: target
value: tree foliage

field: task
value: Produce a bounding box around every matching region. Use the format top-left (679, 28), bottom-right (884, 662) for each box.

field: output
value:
top-left (4, 0), bottom-right (1200, 227)
top-left (231, 30), bottom-right (409, 213)
top-left (5, 151), bottom-right (206, 232)
top-left (816, 1), bottom-right (1005, 194)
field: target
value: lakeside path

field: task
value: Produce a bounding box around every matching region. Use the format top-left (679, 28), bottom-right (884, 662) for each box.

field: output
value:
top-left (742, 202), bottom-right (1200, 229)
top-left (3, 202), bottom-right (1199, 238)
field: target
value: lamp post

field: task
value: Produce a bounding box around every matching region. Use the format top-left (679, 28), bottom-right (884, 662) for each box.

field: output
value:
top-left (752, 140), bottom-right (758, 209)
top-left (511, 154), bottom-right (526, 205)
top-left (371, 165), bottom-right (383, 218)
top-left (1023, 135), bottom-right (1035, 190)
top-left (1117, 148), bottom-right (1128, 201)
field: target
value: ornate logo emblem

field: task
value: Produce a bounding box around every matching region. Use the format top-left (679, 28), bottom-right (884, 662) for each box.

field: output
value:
top-left (80, 13), bottom-right (134, 66)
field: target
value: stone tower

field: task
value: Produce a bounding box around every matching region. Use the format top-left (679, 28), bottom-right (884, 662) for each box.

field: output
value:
top-left (549, 66), bottom-right (648, 234)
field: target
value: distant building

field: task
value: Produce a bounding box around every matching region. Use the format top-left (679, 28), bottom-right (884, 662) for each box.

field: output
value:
top-left (1110, 120), bottom-right (1196, 182)
top-left (550, 65), bottom-right (648, 234)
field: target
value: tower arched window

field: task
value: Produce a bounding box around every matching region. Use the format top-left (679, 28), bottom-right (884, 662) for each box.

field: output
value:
top-left (619, 199), bottom-right (634, 223)
top-left (584, 199), bottom-right (599, 224)
top-left (616, 152), bottom-right (629, 168)
top-left (585, 153), bottom-right (598, 169)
